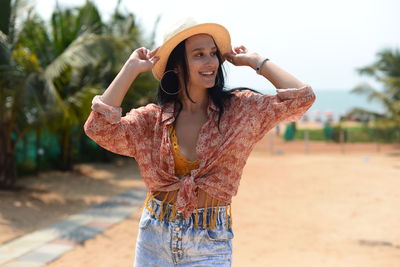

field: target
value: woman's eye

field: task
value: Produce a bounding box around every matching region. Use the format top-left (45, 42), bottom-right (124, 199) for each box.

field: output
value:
top-left (195, 52), bottom-right (217, 57)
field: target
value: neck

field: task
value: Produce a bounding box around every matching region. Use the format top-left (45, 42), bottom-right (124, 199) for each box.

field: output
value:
top-left (179, 85), bottom-right (209, 113)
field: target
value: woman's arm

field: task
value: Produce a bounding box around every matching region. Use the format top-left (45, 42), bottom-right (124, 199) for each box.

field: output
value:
top-left (83, 47), bottom-right (159, 158)
top-left (224, 45), bottom-right (315, 140)
top-left (224, 45), bottom-right (305, 89)
top-left (101, 47), bottom-right (159, 107)
top-left (252, 60), bottom-right (305, 89)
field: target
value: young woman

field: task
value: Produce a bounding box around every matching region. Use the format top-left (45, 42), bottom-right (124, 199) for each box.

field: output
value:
top-left (84, 18), bottom-right (316, 266)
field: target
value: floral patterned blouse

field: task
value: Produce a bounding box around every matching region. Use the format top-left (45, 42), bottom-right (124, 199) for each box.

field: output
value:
top-left (84, 85), bottom-right (316, 220)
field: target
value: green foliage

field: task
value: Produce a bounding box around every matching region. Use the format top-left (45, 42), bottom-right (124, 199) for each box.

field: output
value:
top-left (16, 161), bottom-right (36, 176)
top-left (347, 47), bottom-right (400, 129)
top-left (0, 0), bottom-right (12, 35)
top-left (1, 0), bottom-right (158, 184)
top-left (14, 128), bottom-right (118, 175)
top-left (294, 128), bottom-right (326, 141)
top-left (294, 125), bottom-right (400, 143)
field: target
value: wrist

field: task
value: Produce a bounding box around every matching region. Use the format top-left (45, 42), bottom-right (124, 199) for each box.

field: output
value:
top-left (124, 59), bottom-right (145, 76)
top-left (248, 54), bottom-right (262, 69)
top-left (255, 57), bottom-right (270, 75)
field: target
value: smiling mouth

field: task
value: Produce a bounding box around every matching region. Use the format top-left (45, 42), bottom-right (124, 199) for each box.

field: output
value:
top-left (199, 71), bottom-right (215, 77)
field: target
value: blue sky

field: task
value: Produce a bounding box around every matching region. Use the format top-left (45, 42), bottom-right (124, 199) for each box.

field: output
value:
top-left (35, 0), bottom-right (400, 92)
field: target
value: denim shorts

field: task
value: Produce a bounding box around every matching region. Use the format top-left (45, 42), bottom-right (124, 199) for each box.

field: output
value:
top-left (133, 197), bottom-right (234, 266)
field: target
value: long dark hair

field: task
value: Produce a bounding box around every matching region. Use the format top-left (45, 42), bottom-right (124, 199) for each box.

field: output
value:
top-left (156, 39), bottom-right (234, 130)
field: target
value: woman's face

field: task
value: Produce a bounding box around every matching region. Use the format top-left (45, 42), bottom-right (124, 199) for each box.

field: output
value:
top-left (184, 34), bottom-right (220, 91)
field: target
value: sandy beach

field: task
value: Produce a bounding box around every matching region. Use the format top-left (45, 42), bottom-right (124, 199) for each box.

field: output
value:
top-left (1, 133), bottom-right (399, 266)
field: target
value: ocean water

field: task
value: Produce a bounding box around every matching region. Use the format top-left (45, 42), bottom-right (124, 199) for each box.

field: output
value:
top-left (259, 88), bottom-right (385, 122)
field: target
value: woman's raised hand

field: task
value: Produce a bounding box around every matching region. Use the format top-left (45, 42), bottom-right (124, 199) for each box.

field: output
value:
top-left (224, 45), bottom-right (261, 69)
top-left (128, 47), bottom-right (160, 73)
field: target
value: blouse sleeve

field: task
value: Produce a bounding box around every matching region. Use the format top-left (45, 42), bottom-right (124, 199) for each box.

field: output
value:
top-left (235, 84), bottom-right (316, 141)
top-left (83, 95), bottom-right (157, 158)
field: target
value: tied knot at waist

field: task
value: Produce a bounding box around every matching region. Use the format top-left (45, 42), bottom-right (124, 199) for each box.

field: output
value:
top-left (175, 175), bottom-right (198, 220)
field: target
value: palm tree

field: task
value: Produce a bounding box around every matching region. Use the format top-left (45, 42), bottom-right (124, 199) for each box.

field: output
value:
top-left (1, 0), bottom-right (158, 186)
top-left (18, 1), bottom-right (158, 170)
top-left (0, 0), bottom-right (50, 187)
top-left (104, 1), bottom-right (160, 112)
top-left (348, 47), bottom-right (400, 142)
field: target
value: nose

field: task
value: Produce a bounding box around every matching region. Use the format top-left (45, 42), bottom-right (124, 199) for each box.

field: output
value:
top-left (205, 54), bottom-right (219, 67)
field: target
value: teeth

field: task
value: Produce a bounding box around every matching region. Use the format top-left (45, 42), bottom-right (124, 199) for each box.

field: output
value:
top-left (200, 71), bottom-right (213, 75)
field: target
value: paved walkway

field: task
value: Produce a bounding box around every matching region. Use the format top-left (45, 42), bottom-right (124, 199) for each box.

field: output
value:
top-left (0, 188), bottom-right (147, 267)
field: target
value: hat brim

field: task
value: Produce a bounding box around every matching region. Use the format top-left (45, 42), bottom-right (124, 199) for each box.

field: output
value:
top-left (152, 23), bottom-right (231, 81)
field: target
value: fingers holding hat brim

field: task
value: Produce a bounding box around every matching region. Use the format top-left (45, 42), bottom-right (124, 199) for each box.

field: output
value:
top-left (223, 48), bottom-right (236, 63)
top-left (147, 46), bottom-right (160, 65)
top-left (233, 45), bottom-right (248, 54)
top-left (224, 45), bottom-right (250, 65)
top-left (148, 46), bottom-right (160, 59)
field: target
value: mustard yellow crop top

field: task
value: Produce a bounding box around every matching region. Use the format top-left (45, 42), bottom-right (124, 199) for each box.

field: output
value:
top-left (142, 124), bottom-right (233, 229)
top-left (169, 125), bottom-right (200, 175)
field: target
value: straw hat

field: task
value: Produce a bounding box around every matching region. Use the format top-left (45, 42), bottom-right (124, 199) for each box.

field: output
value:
top-left (152, 17), bottom-right (231, 80)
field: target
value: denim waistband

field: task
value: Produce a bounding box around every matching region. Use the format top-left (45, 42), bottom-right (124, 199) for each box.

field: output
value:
top-left (144, 196), bottom-right (232, 230)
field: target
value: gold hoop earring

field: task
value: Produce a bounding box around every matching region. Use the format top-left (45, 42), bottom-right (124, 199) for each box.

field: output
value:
top-left (160, 70), bottom-right (181, 95)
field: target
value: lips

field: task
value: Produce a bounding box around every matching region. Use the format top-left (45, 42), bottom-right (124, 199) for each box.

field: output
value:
top-left (199, 71), bottom-right (215, 76)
